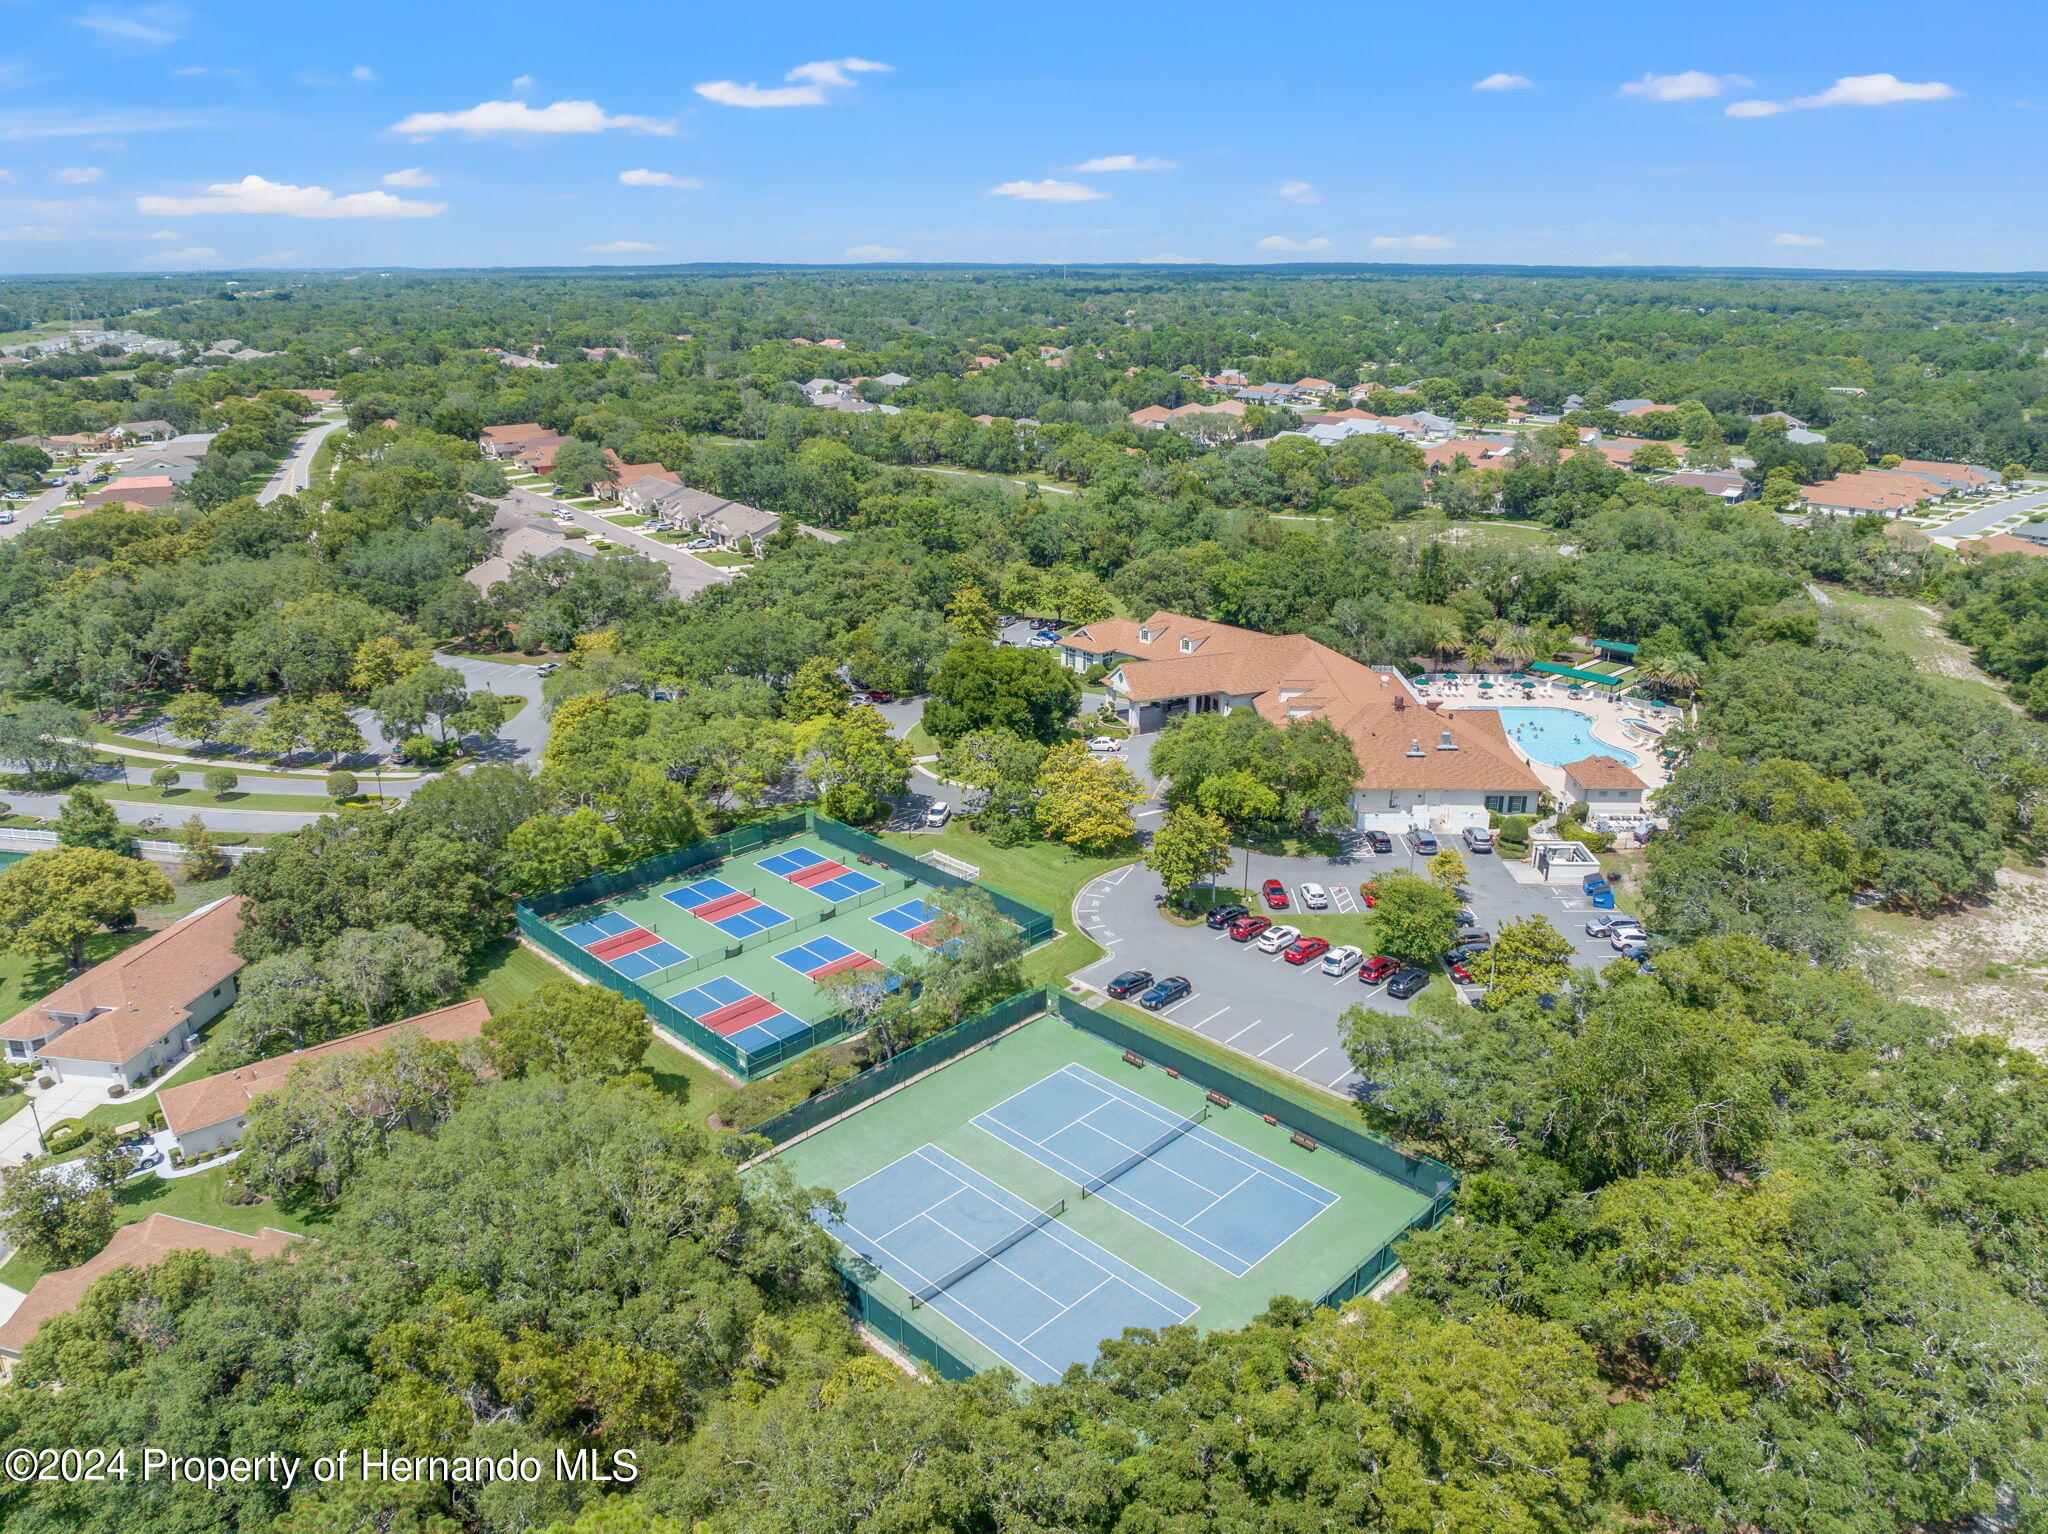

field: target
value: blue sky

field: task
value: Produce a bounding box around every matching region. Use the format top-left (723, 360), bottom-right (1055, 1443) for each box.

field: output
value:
top-left (0, 0), bottom-right (2038, 273)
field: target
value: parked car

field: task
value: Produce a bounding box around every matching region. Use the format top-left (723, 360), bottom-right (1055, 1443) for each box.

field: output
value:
top-left (1029, 632), bottom-right (1059, 647)
top-left (1463, 826), bottom-right (1496, 853)
top-left (535, 662), bottom-right (560, 676)
top-left (0, 490), bottom-right (26, 501)
top-left (1455, 928), bottom-right (1492, 949)
top-left (865, 690), bottom-right (894, 704)
top-left (1615, 939), bottom-right (1649, 960)
top-left (0, 511), bottom-right (13, 525)
top-left (1261, 878), bottom-right (1290, 910)
top-left (1086, 736), bottom-right (1124, 753)
top-left (1440, 951), bottom-right (1474, 983)
top-left (1227, 914), bottom-right (1271, 943)
top-left (1408, 829), bottom-right (1440, 856)
top-left (1283, 935), bottom-right (1330, 966)
top-left (1256, 924), bottom-right (1300, 954)
top-left (1298, 882), bottom-right (1329, 910)
top-left (1610, 928), bottom-right (1652, 952)
top-left (1105, 969), bottom-right (1153, 999)
top-left (1364, 830), bottom-right (1393, 854)
top-left (1321, 945), bottom-right (1362, 976)
top-left (1138, 975), bottom-right (1191, 1010)
top-left (1204, 903), bottom-right (1249, 930)
top-left (924, 802), bottom-right (952, 828)
top-left (1385, 967), bottom-right (1431, 999)
top-left (1358, 955), bottom-right (1400, 985)
top-left (1585, 914), bottom-right (1642, 939)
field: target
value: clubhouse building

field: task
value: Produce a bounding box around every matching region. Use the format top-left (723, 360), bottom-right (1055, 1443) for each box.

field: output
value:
top-left (1056, 612), bottom-right (1543, 833)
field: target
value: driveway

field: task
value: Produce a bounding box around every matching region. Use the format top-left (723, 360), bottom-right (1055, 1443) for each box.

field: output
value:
top-left (257, 409), bottom-right (344, 504)
top-left (488, 488), bottom-right (733, 598)
top-left (1068, 836), bottom-right (1633, 1100)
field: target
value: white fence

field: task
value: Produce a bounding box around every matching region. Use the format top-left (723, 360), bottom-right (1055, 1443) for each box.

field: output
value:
top-left (0, 827), bottom-right (255, 863)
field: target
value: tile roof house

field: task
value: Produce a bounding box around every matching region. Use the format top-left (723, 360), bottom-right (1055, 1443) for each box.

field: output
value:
top-left (874, 372), bottom-right (912, 387)
top-left (1965, 532), bottom-right (2048, 559)
top-left (0, 1214), bottom-right (300, 1360)
top-left (1274, 420), bottom-right (1411, 448)
top-left (1801, 471), bottom-right (1944, 516)
top-left (1561, 755), bottom-right (1647, 808)
top-left (160, 999), bottom-right (490, 1160)
top-left (1663, 470), bottom-right (1751, 502)
top-left (83, 476), bottom-right (180, 509)
top-left (464, 524), bottom-right (595, 590)
top-left (109, 419), bottom-right (177, 441)
top-left (639, 486), bottom-right (780, 548)
top-left (1127, 400), bottom-right (1248, 437)
top-left (1893, 459), bottom-right (2002, 494)
top-left (1057, 613), bottom-right (1543, 831)
top-left (1, 897), bottom-right (247, 1089)
top-left (620, 474), bottom-right (687, 511)
top-left (1421, 438), bottom-right (1514, 470)
top-left (289, 388), bottom-right (338, 403)
top-left (479, 423), bottom-right (557, 458)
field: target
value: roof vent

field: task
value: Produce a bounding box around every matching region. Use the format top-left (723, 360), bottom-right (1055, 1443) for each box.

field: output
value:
top-left (1405, 739), bottom-right (1425, 757)
top-left (1437, 731), bottom-right (1457, 751)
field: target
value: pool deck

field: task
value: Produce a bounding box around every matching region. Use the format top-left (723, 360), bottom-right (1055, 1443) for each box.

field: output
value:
top-left (1423, 678), bottom-right (1680, 802)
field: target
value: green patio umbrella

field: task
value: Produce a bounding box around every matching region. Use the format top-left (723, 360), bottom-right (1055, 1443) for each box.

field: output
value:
top-left (1478, 681), bottom-right (1495, 690)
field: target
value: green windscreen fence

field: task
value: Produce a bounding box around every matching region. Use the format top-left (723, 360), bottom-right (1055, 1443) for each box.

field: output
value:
top-left (515, 811), bottom-right (1055, 1081)
top-left (749, 987), bottom-right (1459, 1375)
top-left (1531, 661), bottom-right (1625, 687)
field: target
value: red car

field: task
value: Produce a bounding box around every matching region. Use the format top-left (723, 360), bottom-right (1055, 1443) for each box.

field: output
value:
top-left (865, 690), bottom-right (895, 704)
top-left (1261, 878), bottom-right (1290, 910)
top-left (1227, 914), bottom-right (1272, 943)
top-left (1358, 955), bottom-right (1399, 985)
top-left (1282, 936), bottom-right (1330, 966)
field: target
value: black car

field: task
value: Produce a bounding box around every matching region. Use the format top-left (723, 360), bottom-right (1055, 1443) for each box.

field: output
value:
top-left (1203, 903), bottom-right (1250, 930)
top-left (1365, 830), bottom-right (1393, 854)
top-left (1105, 968), bottom-right (1154, 1000)
top-left (1138, 975), bottom-right (1192, 1010)
top-left (1385, 967), bottom-right (1430, 999)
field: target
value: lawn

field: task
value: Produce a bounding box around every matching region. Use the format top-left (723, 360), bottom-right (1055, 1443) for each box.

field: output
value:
top-left (1819, 584), bottom-right (2013, 708)
top-left (80, 782), bottom-right (329, 814)
top-left (692, 547), bottom-right (751, 568)
top-left (0, 1165), bottom-right (334, 1291)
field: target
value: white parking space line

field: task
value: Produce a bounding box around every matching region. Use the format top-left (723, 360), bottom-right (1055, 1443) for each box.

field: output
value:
top-left (1253, 1033), bottom-right (1294, 1059)
top-left (1325, 1065), bottom-right (1359, 1089)
top-left (1105, 865), bottom-right (1134, 886)
top-left (1159, 994), bottom-right (1197, 1014)
top-left (1294, 1047), bottom-right (1329, 1074)
top-left (1223, 1018), bottom-right (1262, 1043)
top-left (1192, 1008), bottom-right (1229, 1031)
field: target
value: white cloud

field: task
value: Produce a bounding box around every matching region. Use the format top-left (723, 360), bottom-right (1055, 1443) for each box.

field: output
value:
top-left (138, 175), bottom-right (444, 219)
top-left (618, 168), bottom-right (703, 188)
top-left (586, 239), bottom-right (658, 252)
top-left (1617, 71), bottom-right (1749, 102)
top-left (145, 228), bottom-right (179, 238)
top-left (74, 5), bottom-right (184, 45)
top-left (350, 65), bottom-right (375, 83)
top-left (1729, 72), bottom-right (1956, 117)
top-left (0, 171), bottom-right (13, 182)
top-left (988, 178), bottom-right (1107, 202)
top-left (844, 244), bottom-right (907, 259)
top-left (1276, 180), bottom-right (1320, 204)
top-left (0, 225), bottom-right (71, 241)
top-left (696, 57), bottom-right (890, 108)
top-left (1256, 235), bottom-right (1332, 252)
top-left (511, 75), bottom-right (535, 91)
top-left (1140, 253), bottom-right (1198, 263)
top-left (1472, 73), bottom-right (1534, 91)
top-left (382, 167), bottom-right (437, 187)
top-left (54, 166), bottom-right (103, 183)
top-left (389, 99), bottom-right (674, 137)
top-left (149, 246), bottom-right (219, 263)
top-left (1770, 232), bottom-right (1827, 246)
top-left (0, 108), bottom-right (209, 140)
top-left (1072, 154), bottom-right (1176, 171)
top-left (1369, 234), bottom-right (1455, 250)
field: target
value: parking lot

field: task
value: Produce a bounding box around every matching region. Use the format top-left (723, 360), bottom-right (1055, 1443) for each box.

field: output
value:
top-left (1070, 836), bottom-right (1633, 1101)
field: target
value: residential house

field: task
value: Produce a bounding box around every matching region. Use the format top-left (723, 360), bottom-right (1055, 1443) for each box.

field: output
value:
top-left (109, 419), bottom-right (177, 443)
top-left (874, 372), bottom-right (911, 387)
top-left (1892, 459), bottom-right (2002, 495)
top-left (160, 1000), bottom-right (490, 1161)
top-left (1232, 385), bottom-right (1296, 406)
top-left (642, 486), bottom-right (780, 549)
top-left (464, 524), bottom-right (595, 590)
top-left (0, 1215), bottom-right (300, 1361)
top-left (1784, 427), bottom-right (1826, 445)
top-left (1055, 613), bottom-right (1544, 832)
top-left (289, 388), bottom-right (338, 404)
top-left (580, 346), bottom-right (628, 361)
top-left (116, 457), bottom-right (197, 484)
top-left (479, 423), bottom-right (556, 459)
top-left (1749, 410), bottom-right (1810, 430)
top-left (1561, 755), bottom-right (1648, 810)
top-left (1295, 377), bottom-right (1335, 393)
top-left (1420, 438), bottom-right (1515, 470)
top-left (1965, 533), bottom-right (2048, 559)
top-left (1273, 420), bottom-right (1409, 448)
top-left (1405, 410), bottom-right (1457, 439)
top-left (818, 339), bottom-right (847, 350)
top-left (593, 452), bottom-right (670, 498)
top-left (0, 897), bottom-right (246, 1090)
top-left (1799, 471), bottom-right (1942, 516)
top-left (621, 474), bottom-right (686, 512)
top-left (1663, 470), bottom-right (1751, 502)
top-left (83, 475), bottom-right (179, 509)
top-left (1126, 400), bottom-right (1247, 437)
top-left (1826, 385), bottom-right (1868, 396)
top-left (1607, 399), bottom-right (1657, 415)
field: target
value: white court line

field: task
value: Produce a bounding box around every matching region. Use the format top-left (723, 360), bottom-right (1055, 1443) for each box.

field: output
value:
top-left (1223, 1018), bottom-right (1262, 1043)
top-left (1254, 1032), bottom-right (1295, 1059)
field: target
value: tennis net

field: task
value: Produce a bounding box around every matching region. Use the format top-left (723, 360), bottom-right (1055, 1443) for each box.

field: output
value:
top-left (1080, 1106), bottom-right (1210, 1198)
top-left (909, 1197), bottom-right (1067, 1307)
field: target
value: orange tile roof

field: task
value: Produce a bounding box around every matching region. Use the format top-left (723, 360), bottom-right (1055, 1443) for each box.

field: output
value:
top-left (1562, 755), bottom-right (1646, 790)
top-left (160, 999), bottom-right (490, 1136)
top-left (1062, 612), bottom-right (1542, 794)
top-left (1800, 471), bottom-right (1939, 512)
top-left (0, 1214), bottom-right (298, 1357)
top-left (1968, 533), bottom-right (2048, 558)
top-left (1421, 439), bottom-right (1509, 469)
top-left (1, 897), bottom-right (246, 1064)
top-left (480, 422), bottom-right (553, 444)
top-left (1894, 459), bottom-right (1998, 486)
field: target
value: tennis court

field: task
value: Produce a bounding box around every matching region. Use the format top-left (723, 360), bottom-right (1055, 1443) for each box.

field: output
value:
top-left (773, 1011), bottom-right (1434, 1382)
top-left (530, 827), bottom-right (1018, 1074)
top-left (831, 1144), bottom-right (1195, 1383)
top-left (973, 1064), bottom-right (1335, 1276)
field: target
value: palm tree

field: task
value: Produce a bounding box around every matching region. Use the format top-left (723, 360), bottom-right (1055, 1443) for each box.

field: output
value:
top-left (1661, 653), bottom-right (1704, 698)
top-left (1462, 639), bottom-right (1493, 674)
top-left (1496, 626), bottom-right (1541, 671)
top-left (1422, 613), bottom-right (1464, 672)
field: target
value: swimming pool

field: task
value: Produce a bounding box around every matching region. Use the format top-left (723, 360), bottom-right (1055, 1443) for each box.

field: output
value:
top-left (1472, 707), bottom-right (1639, 768)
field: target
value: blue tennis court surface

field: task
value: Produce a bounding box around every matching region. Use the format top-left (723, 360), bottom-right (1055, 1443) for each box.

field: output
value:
top-left (756, 847), bottom-right (883, 902)
top-left (559, 911), bottom-right (634, 947)
top-left (831, 1144), bottom-right (1194, 1384)
top-left (775, 934), bottom-right (861, 974)
top-left (709, 902), bottom-right (788, 938)
top-left (871, 898), bottom-right (942, 936)
top-left (607, 940), bottom-right (688, 979)
top-left (811, 870), bottom-right (881, 900)
top-left (758, 848), bottom-right (829, 875)
top-left (668, 975), bottom-right (750, 1015)
top-left (663, 876), bottom-right (740, 909)
top-left (666, 976), bottom-right (810, 1051)
top-left (973, 1065), bottom-right (1336, 1276)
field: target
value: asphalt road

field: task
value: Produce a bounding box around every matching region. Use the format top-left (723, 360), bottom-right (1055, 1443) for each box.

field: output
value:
top-left (257, 410), bottom-right (345, 504)
top-left (0, 482), bottom-right (69, 542)
top-left (1068, 836), bottom-right (1635, 1101)
top-left (488, 488), bottom-right (733, 598)
top-left (1924, 485), bottom-right (2048, 540)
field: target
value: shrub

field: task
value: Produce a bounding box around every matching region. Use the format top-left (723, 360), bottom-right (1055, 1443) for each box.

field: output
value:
top-left (400, 734), bottom-right (455, 768)
top-left (1557, 821), bottom-right (1615, 855)
top-left (325, 770), bottom-right (359, 803)
top-left (1496, 814), bottom-right (1533, 855)
top-left (203, 767), bottom-right (239, 798)
top-left (150, 765), bottom-right (181, 791)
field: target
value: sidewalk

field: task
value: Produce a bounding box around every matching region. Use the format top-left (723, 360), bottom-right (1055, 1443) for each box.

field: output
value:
top-left (66, 737), bottom-right (428, 779)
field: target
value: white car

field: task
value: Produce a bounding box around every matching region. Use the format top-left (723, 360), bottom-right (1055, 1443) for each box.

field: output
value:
top-left (1086, 736), bottom-right (1124, 753)
top-left (685, 537), bottom-right (717, 551)
top-left (1256, 924), bottom-right (1300, 954)
top-left (1298, 882), bottom-right (1329, 910)
top-left (1320, 944), bottom-right (1362, 976)
top-left (1029, 632), bottom-right (1059, 647)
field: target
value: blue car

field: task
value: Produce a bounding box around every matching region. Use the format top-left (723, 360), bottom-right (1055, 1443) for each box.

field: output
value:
top-left (1138, 975), bottom-right (1191, 1010)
